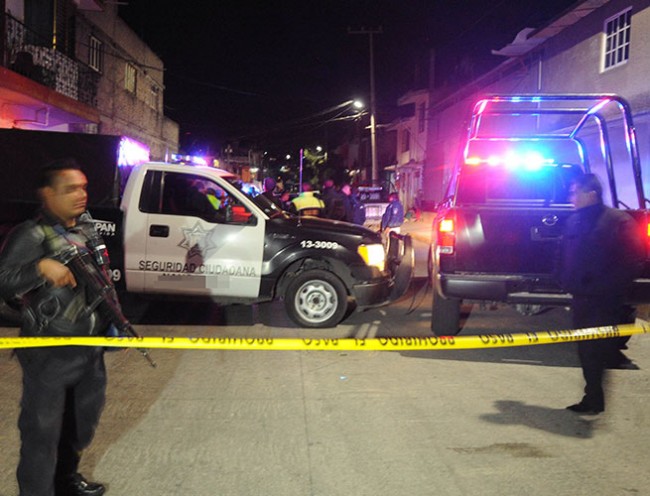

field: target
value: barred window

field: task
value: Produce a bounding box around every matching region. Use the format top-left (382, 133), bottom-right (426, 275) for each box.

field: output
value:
top-left (603, 8), bottom-right (631, 70)
top-left (89, 36), bottom-right (103, 72)
top-left (125, 63), bottom-right (137, 93)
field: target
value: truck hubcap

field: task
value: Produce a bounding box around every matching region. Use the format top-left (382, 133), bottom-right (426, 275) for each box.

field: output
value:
top-left (295, 280), bottom-right (337, 324)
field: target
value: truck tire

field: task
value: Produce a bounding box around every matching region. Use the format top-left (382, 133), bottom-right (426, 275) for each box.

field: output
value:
top-left (431, 291), bottom-right (462, 336)
top-left (284, 269), bottom-right (348, 328)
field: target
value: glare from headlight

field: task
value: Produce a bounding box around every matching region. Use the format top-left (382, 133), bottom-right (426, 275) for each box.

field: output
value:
top-left (358, 243), bottom-right (385, 272)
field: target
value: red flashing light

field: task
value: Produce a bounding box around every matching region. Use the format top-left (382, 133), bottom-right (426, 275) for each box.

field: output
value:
top-left (439, 218), bottom-right (454, 233)
top-left (464, 151), bottom-right (554, 170)
top-left (437, 215), bottom-right (456, 255)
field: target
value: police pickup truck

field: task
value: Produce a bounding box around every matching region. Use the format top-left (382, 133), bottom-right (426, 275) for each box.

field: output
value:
top-left (2, 161), bottom-right (411, 328)
top-left (429, 94), bottom-right (650, 335)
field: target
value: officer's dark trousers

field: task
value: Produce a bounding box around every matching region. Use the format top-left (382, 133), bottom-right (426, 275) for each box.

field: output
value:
top-left (16, 347), bottom-right (106, 496)
top-left (572, 296), bottom-right (625, 411)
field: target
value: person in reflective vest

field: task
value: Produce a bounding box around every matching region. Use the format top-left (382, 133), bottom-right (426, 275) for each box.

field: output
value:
top-left (290, 183), bottom-right (325, 217)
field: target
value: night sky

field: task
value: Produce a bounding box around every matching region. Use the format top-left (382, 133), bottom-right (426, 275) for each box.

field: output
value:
top-left (118, 1), bottom-right (579, 155)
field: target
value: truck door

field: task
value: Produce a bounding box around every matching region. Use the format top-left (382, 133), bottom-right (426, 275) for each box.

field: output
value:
top-left (138, 170), bottom-right (264, 297)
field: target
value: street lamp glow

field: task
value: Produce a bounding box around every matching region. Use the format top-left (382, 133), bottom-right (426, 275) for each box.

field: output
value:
top-left (316, 146), bottom-right (323, 152)
top-left (353, 100), bottom-right (364, 109)
top-left (285, 154), bottom-right (291, 160)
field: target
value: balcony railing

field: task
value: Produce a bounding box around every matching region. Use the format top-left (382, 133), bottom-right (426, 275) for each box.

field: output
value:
top-left (3, 13), bottom-right (98, 107)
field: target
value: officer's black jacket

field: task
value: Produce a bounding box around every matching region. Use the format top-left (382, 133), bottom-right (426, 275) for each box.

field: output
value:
top-left (560, 203), bottom-right (644, 297)
top-left (0, 211), bottom-right (106, 337)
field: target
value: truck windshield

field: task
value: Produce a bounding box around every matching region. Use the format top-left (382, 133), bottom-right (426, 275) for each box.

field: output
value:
top-left (225, 177), bottom-right (289, 219)
top-left (456, 163), bottom-right (584, 206)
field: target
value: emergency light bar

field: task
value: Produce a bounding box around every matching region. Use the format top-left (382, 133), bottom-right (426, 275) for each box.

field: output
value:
top-left (465, 151), bottom-right (555, 171)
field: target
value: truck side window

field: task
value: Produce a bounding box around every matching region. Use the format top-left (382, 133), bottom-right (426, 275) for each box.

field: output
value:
top-left (161, 172), bottom-right (255, 225)
top-left (162, 173), bottom-right (212, 218)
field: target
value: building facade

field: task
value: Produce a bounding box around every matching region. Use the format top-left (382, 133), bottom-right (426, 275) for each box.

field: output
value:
top-left (387, 89), bottom-right (429, 212)
top-left (1, 0), bottom-right (178, 159)
top-left (423, 0), bottom-right (650, 206)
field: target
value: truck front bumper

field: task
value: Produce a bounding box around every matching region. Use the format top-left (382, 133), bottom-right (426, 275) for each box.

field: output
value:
top-left (353, 233), bottom-right (414, 307)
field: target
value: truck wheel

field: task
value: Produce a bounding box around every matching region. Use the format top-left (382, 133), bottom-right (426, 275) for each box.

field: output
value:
top-left (431, 291), bottom-right (462, 336)
top-left (285, 269), bottom-right (348, 328)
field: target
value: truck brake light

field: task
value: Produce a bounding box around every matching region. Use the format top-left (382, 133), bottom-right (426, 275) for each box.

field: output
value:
top-left (437, 215), bottom-right (456, 255)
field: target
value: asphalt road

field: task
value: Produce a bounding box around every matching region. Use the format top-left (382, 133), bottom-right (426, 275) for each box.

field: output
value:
top-left (1, 220), bottom-right (649, 495)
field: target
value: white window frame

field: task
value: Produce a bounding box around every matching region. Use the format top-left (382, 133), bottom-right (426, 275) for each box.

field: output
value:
top-left (88, 35), bottom-right (103, 72)
top-left (602, 7), bottom-right (631, 71)
top-left (125, 63), bottom-right (137, 93)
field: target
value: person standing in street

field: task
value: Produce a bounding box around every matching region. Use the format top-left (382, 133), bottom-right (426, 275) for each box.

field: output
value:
top-left (261, 177), bottom-right (282, 209)
top-left (341, 183), bottom-right (366, 225)
top-left (320, 178), bottom-right (336, 213)
top-left (381, 192), bottom-right (404, 233)
top-left (560, 173), bottom-right (644, 414)
top-left (0, 158), bottom-right (112, 496)
top-left (290, 183), bottom-right (325, 217)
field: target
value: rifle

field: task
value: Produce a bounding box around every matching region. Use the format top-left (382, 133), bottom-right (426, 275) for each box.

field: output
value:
top-left (56, 243), bottom-right (157, 368)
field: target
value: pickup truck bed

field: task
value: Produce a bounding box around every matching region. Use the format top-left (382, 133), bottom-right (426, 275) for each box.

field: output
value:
top-left (430, 94), bottom-right (650, 335)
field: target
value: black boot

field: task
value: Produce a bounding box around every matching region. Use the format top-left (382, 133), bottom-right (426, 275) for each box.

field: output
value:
top-left (56, 473), bottom-right (105, 496)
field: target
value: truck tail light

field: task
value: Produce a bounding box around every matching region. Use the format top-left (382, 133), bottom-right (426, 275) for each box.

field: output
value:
top-left (437, 215), bottom-right (456, 255)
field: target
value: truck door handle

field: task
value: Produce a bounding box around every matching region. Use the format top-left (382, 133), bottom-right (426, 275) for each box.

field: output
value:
top-left (149, 224), bottom-right (169, 237)
top-left (530, 226), bottom-right (561, 240)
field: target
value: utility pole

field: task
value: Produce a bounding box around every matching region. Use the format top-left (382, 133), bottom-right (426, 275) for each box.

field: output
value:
top-left (349, 26), bottom-right (382, 185)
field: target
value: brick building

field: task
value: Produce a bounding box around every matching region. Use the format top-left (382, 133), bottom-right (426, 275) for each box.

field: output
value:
top-left (1, 0), bottom-right (178, 159)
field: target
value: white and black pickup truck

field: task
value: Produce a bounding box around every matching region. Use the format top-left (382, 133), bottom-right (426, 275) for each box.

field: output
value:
top-left (0, 160), bottom-right (413, 328)
top-left (429, 94), bottom-right (650, 335)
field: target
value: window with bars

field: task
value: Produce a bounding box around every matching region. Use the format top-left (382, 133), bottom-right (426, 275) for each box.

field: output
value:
top-left (89, 35), bottom-right (103, 72)
top-left (603, 8), bottom-right (631, 71)
top-left (125, 62), bottom-right (137, 93)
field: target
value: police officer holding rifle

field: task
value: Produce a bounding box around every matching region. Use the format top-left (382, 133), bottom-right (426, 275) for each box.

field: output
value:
top-left (0, 158), bottom-right (147, 496)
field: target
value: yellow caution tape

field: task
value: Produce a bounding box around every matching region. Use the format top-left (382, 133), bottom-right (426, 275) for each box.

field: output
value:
top-left (0, 322), bottom-right (648, 351)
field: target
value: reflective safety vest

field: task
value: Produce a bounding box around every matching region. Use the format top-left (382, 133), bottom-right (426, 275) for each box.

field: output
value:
top-left (291, 192), bottom-right (325, 216)
top-left (207, 194), bottom-right (221, 209)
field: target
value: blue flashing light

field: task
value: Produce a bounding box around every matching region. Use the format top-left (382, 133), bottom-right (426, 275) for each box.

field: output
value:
top-left (171, 153), bottom-right (208, 166)
top-left (466, 150), bottom-right (556, 171)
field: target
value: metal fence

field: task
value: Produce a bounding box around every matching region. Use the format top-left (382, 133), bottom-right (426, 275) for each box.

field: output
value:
top-left (3, 13), bottom-right (98, 107)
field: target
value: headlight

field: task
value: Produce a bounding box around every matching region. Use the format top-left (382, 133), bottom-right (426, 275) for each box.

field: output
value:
top-left (357, 243), bottom-right (385, 272)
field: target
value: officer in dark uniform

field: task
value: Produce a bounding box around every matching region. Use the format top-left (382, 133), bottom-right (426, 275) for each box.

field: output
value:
top-left (560, 173), bottom-right (644, 414)
top-left (0, 159), bottom-right (110, 496)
